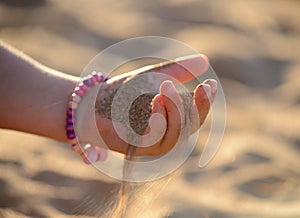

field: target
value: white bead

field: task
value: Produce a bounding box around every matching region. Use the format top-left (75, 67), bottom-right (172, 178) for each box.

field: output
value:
top-left (71, 93), bottom-right (81, 103)
top-left (68, 101), bottom-right (78, 109)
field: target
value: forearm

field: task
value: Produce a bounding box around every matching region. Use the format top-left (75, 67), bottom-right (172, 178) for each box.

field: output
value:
top-left (0, 42), bottom-right (78, 142)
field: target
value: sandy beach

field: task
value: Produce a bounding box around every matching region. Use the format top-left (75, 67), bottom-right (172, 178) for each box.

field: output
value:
top-left (0, 0), bottom-right (300, 217)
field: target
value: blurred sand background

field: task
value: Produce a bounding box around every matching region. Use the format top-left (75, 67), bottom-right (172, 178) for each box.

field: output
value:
top-left (0, 0), bottom-right (300, 217)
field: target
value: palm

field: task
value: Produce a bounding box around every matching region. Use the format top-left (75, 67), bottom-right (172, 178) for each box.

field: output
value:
top-left (75, 55), bottom-right (216, 160)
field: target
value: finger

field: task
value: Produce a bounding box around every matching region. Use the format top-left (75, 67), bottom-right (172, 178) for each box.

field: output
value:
top-left (129, 54), bottom-right (209, 84)
top-left (96, 116), bottom-right (129, 154)
top-left (190, 84), bottom-right (211, 133)
top-left (141, 94), bottom-right (166, 136)
top-left (158, 80), bottom-right (184, 155)
top-left (189, 100), bottom-right (200, 134)
top-left (203, 79), bottom-right (218, 102)
top-left (190, 79), bottom-right (218, 133)
top-left (135, 94), bottom-right (167, 156)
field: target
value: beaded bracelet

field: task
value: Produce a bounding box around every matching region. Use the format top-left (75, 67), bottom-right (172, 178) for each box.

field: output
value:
top-left (65, 72), bottom-right (109, 164)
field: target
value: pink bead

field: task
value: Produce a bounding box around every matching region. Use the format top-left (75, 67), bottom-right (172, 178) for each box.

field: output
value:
top-left (83, 146), bottom-right (97, 164)
top-left (83, 145), bottom-right (107, 164)
top-left (83, 157), bottom-right (91, 164)
top-left (92, 73), bottom-right (101, 82)
top-left (96, 146), bottom-right (108, 161)
top-left (74, 87), bottom-right (84, 97)
top-left (71, 144), bottom-right (82, 153)
top-left (68, 138), bottom-right (77, 145)
top-left (79, 83), bottom-right (89, 92)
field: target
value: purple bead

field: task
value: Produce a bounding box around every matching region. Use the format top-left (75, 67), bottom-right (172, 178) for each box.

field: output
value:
top-left (66, 117), bottom-right (75, 124)
top-left (65, 124), bottom-right (74, 131)
top-left (67, 134), bottom-right (75, 140)
top-left (99, 74), bottom-right (105, 82)
top-left (83, 78), bottom-right (92, 87)
top-left (90, 76), bottom-right (97, 85)
top-left (67, 131), bottom-right (76, 139)
top-left (66, 108), bottom-right (75, 116)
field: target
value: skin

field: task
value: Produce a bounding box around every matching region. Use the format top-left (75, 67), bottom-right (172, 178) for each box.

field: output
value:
top-left (0, 41), bottom-right (217, 157)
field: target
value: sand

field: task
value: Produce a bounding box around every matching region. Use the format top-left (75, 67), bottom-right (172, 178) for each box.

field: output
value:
top-left (0, 0), bottom-right (300, 217)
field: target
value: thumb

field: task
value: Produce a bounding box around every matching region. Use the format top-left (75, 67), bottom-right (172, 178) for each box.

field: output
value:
top-left (142, 54), bottom-right (209, 83)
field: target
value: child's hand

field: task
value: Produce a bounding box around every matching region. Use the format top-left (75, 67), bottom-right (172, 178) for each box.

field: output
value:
top-left (76, 55), bottom-right (217, 157)
top-left (0, 43), bottom-right (216, 160)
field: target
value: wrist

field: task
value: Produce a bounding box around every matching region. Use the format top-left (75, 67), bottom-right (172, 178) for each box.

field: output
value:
top-left (31, 69), bottom-right (79, 142)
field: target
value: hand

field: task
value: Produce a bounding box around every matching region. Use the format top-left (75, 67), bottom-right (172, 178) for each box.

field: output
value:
top-left (76, 54), bottom-right (217, 159)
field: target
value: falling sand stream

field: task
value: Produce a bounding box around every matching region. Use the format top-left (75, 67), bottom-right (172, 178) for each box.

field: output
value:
top-left (95, 61), bottom-right (193, 217)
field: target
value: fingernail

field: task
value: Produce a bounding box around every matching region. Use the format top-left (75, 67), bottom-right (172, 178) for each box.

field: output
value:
top-left (204, 79), bottom-right (217, 94)
top-left (174, 54), bottom-right (209, 73)
top-left (202, 84), bottom-right (212, 101)
top-left (160, 80), bottom-right (176, 95)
